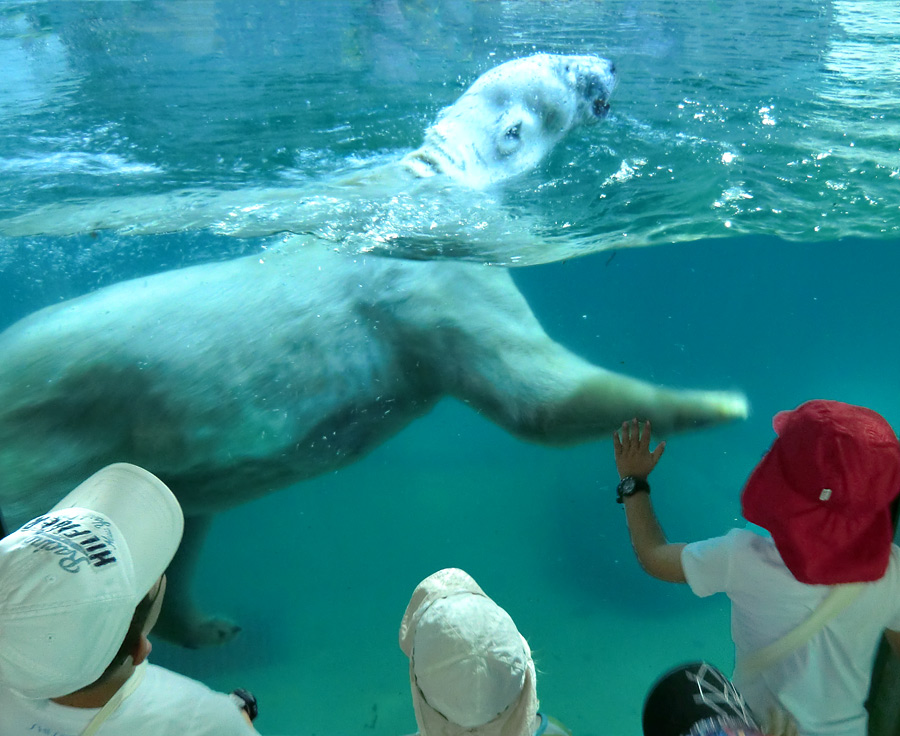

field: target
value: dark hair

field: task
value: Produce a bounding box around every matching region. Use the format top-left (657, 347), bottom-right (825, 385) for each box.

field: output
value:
top-left (71, 587), bottom-right (158, 692)
top-left (643, 662), bottom-right (759, 736)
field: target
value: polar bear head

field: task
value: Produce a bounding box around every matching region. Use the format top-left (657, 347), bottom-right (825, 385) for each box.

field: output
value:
top-left (403, 53), bottom-right (616, 189)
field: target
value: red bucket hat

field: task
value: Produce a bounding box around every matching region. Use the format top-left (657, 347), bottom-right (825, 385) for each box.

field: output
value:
top-left (742, 400), bottom-right (900, 585)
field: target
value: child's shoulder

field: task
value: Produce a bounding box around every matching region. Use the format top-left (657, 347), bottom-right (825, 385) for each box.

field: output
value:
top-left (724, 526), bottom-right (784, 568)
top-left (725, 525), bottom-right (775, 550)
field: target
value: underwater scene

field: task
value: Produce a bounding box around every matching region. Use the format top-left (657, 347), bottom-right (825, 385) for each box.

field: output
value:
top-left (0, 1), bottom-right (898, 735)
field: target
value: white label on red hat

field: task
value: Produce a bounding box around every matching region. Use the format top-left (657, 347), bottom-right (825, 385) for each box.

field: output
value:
top-left (819, 488), bottom-right (832, 501)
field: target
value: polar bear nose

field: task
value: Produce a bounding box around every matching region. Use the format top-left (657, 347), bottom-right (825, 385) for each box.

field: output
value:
top-left (593, 99), bottom-right (611, 118)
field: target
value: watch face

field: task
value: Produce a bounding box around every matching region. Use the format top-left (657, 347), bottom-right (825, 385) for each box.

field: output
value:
top-left (621, 477), bottom-right (636, 494)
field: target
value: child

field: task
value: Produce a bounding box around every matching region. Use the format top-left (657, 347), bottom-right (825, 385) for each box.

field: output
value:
top-left (0, 463), bottom-right (259, 735)
top-left (612, 400), bottom-right (900, 736)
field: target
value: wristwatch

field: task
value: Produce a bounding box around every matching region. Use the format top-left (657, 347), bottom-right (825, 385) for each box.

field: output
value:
top-left (229, 688), bottom-right (259, 722)
top-left (616, 476), bottom-right (650, 504)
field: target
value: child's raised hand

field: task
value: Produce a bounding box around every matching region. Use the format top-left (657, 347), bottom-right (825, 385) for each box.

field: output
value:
top-left (612, 419), bottom-right (665, 479)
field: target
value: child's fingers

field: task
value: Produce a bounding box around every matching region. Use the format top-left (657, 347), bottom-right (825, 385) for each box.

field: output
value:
top-left (640, 420), bottom-right (652, 449)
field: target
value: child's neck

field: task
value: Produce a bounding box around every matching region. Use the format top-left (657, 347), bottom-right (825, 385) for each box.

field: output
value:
top-left (51, 660), bottom-right (136, 709)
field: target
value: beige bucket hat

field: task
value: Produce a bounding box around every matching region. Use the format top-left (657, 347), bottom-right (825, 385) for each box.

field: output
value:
top-left (399, 568), bottom-right (538, 736)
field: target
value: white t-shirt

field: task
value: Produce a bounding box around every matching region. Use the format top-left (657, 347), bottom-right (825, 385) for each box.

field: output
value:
top-left (682, 528), bottom-right (900, 736)
top-left (0, 663), bottom-right (258, 736)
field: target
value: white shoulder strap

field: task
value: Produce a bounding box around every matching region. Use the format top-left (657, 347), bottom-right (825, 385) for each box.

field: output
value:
top-left (79, 661), bottom-right (148, 736)
top-left (737, 583), bottom-right (864, 680)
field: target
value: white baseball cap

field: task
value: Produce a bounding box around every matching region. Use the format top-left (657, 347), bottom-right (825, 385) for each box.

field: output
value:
top-left (0, 463), bottom-right (184, 699)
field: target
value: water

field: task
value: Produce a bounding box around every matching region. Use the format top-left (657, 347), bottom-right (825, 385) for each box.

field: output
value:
top-left (0, 2), bottom-right (898, 736)
top-left (2, 1), bottom-right (898, 264)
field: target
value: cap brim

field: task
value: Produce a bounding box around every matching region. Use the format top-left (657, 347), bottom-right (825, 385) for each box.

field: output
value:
top-left (52, 463), bottom-right (183, 596)
top-left (400, 568), bottom-right (486, 656)
top-left (772, 409), bottom-right (792, 435)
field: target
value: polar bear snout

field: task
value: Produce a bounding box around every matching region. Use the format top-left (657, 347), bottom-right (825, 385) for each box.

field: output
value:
top-left (593, 99), bottom-right (611, 118)
top-left (560, 54), bottom-right (617, 122)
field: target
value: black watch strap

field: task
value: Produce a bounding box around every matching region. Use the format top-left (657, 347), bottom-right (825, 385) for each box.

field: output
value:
top-left (229, 688), bottom-right (259, 722)
top-left (616, 476), bottom-right (650, 504)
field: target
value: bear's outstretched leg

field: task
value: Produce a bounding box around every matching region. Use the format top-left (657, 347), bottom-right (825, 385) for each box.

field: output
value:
top-left (154, 513), bottom-right (241, 648)
top-left (523, 371), bottom-right (748, 443)
top-left (463, 363), bottom-right (747, 446)
top-left (428, 269), bottom-right (748, 443)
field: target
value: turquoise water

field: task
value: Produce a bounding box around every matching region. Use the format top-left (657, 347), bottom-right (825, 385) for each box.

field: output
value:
top-left (3, 0), bottom-right (898, 264)
top-left (1, 2), bottom-right (899, 736)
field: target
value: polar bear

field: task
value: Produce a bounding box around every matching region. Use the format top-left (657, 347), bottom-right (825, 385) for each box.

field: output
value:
top-left (0, 54), bottom-right (747, 647)
top-left (0, 248), bottom-right (747, 646)
top-left (0, 53), bottom-right (617, 243)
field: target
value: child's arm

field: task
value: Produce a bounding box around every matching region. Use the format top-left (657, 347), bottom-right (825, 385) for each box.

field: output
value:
top-left (613, 419), bottom-right (687, 583)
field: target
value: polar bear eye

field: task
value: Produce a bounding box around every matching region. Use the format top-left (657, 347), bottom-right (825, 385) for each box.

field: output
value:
top-left (497, 110), bottom-right (528, 156)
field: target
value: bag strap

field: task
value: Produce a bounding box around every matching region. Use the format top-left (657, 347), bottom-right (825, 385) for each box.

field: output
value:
top-left (737, 583), bottom-right (864, 679)
top-left (79, 661), bottom-right (148, 736)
